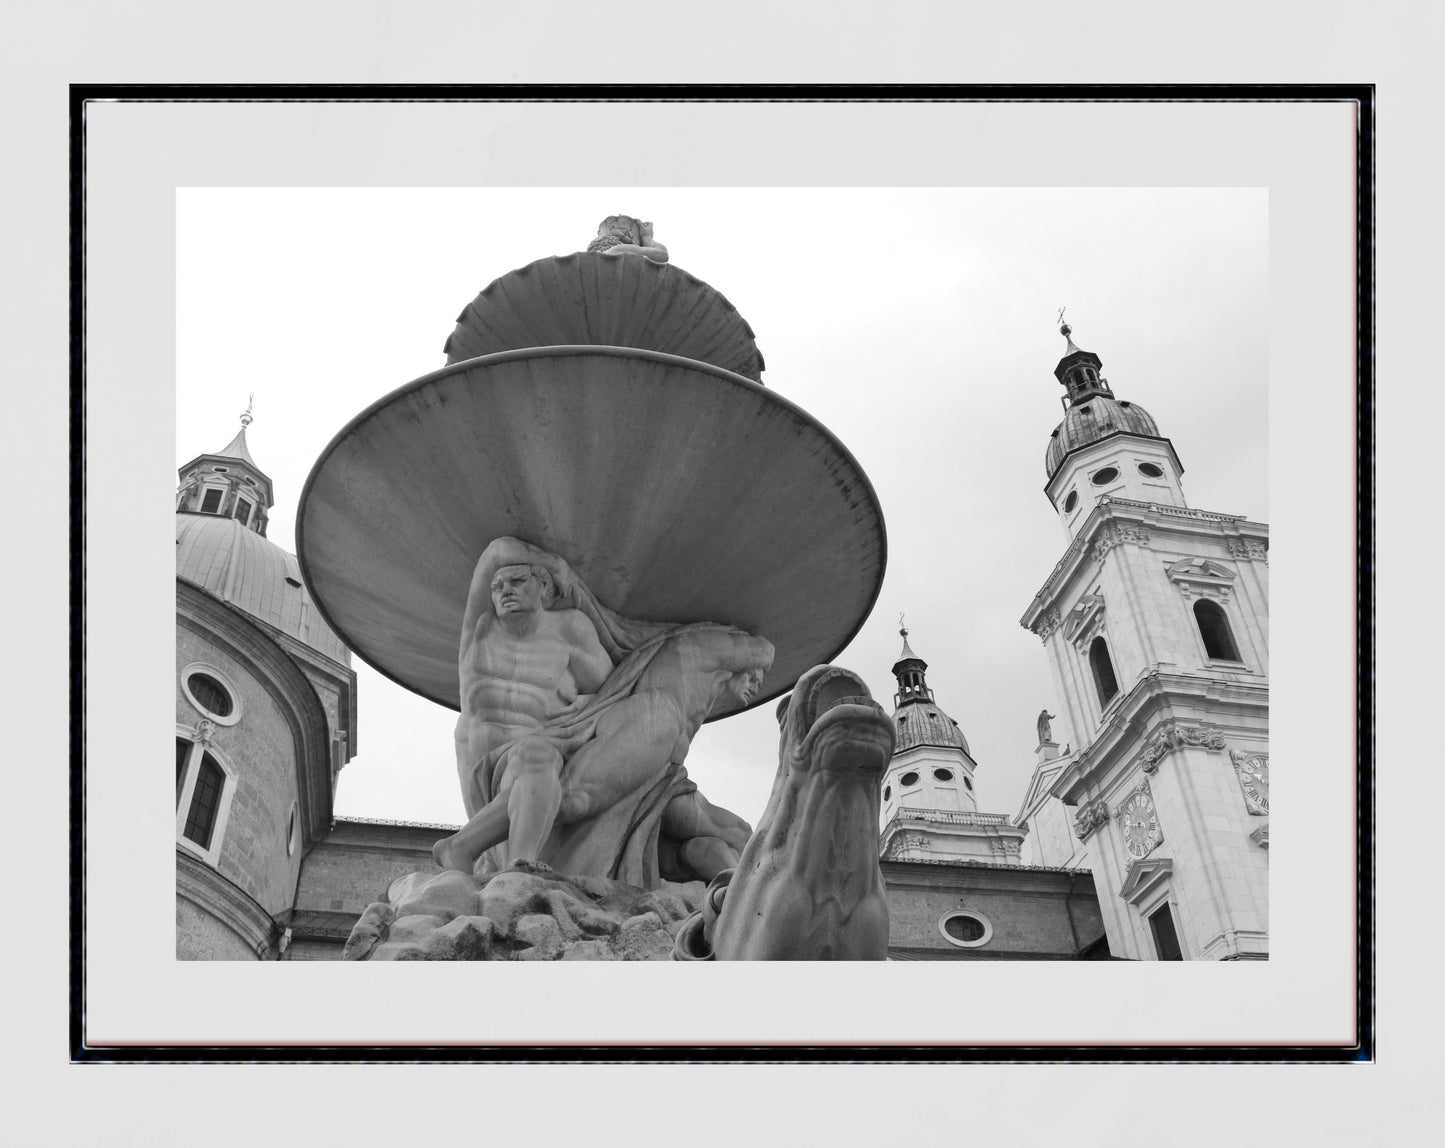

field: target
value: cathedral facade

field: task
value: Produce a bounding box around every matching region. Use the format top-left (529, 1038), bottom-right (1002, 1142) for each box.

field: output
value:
top-left (1016, 325), bottom-right (1270, 960)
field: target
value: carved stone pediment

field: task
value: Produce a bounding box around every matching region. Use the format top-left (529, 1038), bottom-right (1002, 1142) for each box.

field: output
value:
top-left (1119, 855), bottom-right (1173, 904)
top-left (1165, 557), bottom-right (1237, 601)
top-left (1062, 593), bottom-right (1106, 646)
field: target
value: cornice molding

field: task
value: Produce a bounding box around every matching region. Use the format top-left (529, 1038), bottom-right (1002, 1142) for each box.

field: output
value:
top-left (1021, 499), bottom-right (1269, 633)
top-left (1050, 670), bottom-right (1269, 802)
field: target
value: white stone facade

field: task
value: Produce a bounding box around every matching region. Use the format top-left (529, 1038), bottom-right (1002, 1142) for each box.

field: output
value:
top-left (1020, 492), bottom-right (1269, 960)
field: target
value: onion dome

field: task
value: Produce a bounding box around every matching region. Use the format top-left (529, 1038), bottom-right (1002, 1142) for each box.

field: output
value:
top-left (1044, 322), bottom-right (1163, 479)
top-left (442, 252), bottom-right (766, 382)
top-left (177, 513), bottom-right (351, 664)
top-left (890, 624), bottom-right (969, 754)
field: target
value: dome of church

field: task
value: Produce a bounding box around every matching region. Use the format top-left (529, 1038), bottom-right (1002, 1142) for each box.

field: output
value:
top-left (177, 512), bottom-right (350, 665)
top-left (894, 703), bottom-right (970, 755)
top-left (1045, 394), bottom-right (1161, 479)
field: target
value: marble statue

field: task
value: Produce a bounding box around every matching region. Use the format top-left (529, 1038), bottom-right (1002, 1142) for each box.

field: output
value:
top-left (1037, 708), bottom-right (1055, 744)
top-left (432, 536), bottom-right (771, 885)
top-left (673, 664), bottom-right (896, 960)
top-left (585, 214), bottom-right (669, 262)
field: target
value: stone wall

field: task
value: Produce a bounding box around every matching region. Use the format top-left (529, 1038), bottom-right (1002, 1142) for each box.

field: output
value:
top-left (881, 860), bottom-right (1106, 957)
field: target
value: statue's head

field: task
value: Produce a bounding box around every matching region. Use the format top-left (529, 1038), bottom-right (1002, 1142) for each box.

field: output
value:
top-left (596, 215), bottom-right (641, 244)
top-left (722, 666), bottom-right (768, 709)
top-left (490, 564), bottom-right (557, 615)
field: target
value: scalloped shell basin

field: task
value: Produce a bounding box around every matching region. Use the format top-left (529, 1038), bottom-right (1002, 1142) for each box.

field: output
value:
top-left (296, 347), bottom-right (886, 718)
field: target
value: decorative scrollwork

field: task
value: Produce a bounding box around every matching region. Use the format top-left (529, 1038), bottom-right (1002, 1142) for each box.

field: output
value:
top-left (1072, 799), bottom-right (1111, 840)
top-left (1141, 722), bottom-right (1227, 773)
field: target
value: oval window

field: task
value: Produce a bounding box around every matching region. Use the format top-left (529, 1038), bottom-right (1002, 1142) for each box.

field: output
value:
top-left (180, 663), bottom-right (243, 726)
top-left (1063, 491), bottom-right (1079, 512)
top-left (883, 786), bottom-right (891, 802)
top-left (1091, 467), bottom-right (1119, 486)
top-left (939, 911), bottom-right (993, 948)
top-left (963, 776), bottom-right (973, 791)
top-left (187, 673), bottom-right (233, 718)
top-left (211, 466), bottom-right (229, 473)
top-left (286, 802), bottom-right (300, 857)
top-left (933, 768), bottom-right (953, 782)
top-left (1138, 462), bottom-right (1164, 478)
top-left (899, 771), bottom-right (920, 788)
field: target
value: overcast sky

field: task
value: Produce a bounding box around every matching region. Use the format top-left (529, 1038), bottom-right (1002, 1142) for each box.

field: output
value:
top-left (176, 186), bottom-right (1267, 837)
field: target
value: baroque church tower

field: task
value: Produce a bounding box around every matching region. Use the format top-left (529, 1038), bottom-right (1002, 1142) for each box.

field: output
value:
top-left (175, 405), bottom-right (358, 959)
top-left (1017, 323), bottom-right (1270, 961)
top-left (879, 625), bottom-right (1025, 865)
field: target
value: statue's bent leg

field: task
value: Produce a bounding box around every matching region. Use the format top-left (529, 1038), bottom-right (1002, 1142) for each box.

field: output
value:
top-left (556, 694), bottom-right (683, 823)
top-left (503, 737), bottom-right (565, 864)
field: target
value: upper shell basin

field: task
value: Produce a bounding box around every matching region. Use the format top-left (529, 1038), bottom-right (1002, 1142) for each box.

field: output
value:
top-left (443, 252), bottom-right (766, 382)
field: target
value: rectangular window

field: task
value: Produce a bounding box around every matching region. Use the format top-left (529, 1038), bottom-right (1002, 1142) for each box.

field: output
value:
top-left (176, 738), bottom-right (191, 807)
top-left (200, 488), bottom-right (223, 514)
top-left (1149, 904), bottom-right (1184, 961)
top-left (183, 753), bottom-right (225, 850)
top-left (235, 499), bottom-right (252, 526)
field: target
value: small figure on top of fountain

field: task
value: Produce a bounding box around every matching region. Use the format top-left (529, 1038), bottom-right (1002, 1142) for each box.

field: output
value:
top-left (586, 215), bottom-right (669, 263)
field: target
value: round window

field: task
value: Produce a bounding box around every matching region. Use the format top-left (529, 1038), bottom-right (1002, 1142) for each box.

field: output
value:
top-left (1138, 462), bottom-right (1164, 478)
top-left (1091, 466), bottom-right (1120, 486)
top-left (180, 663), bottom-right (243, 725)
top-left (1063, 491), bottom-right (1079, 512)
top-left (187, 673), bottom-right (233, 717)
top-left (939, 911), bottom-right (993, 948)
top-left (899, 771), bottom-right (920, 788)
top-left (933, 768), bottom-right (953, 782)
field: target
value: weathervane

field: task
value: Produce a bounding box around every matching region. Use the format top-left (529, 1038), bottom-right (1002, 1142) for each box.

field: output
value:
top-left (240, 394), bottom-right (254, 428)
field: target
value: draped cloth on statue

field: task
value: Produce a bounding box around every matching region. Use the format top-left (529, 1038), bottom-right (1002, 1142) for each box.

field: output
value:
top-left (462, 537), bottom-right (718, 886)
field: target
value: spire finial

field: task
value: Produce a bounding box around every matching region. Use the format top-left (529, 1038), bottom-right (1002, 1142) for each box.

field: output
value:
top-left (240, 394), bottom-right (254, 429)
top-left (1057, 306), bottom-right (1074, 341)
top-left (899, 611), bottom-right (907, 640)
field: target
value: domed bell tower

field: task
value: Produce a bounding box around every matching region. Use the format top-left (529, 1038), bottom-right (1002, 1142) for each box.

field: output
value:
top-left (1020, 318), bottom-right (1270, 961)
top-left (878, 624), bottom-right (1025, 865)
top-left (1044, 323), bottom-right (1187, 542)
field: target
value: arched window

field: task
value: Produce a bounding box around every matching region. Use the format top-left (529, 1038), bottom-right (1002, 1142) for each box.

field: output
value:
top-left (175, 732), bottom-right (237, 864)
top-left (1193, 599), bottom-right (1241, 661)
top-left (1089, 636), bottom-right (1119, 706)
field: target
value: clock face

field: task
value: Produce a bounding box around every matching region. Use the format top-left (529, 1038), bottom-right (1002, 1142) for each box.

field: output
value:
top-left (1236, 754), bottom-right (1269, 814)
top-left (1120, 792), bottom-right (1162, 859)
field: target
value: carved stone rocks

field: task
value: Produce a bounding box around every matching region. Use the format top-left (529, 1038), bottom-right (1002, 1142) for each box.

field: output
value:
top-left (342, 865), bottom-right (707, 962)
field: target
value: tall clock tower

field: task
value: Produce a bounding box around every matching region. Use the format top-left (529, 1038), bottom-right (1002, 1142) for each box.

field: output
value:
top-left (1017, 323), bottom-right (1270, 961)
